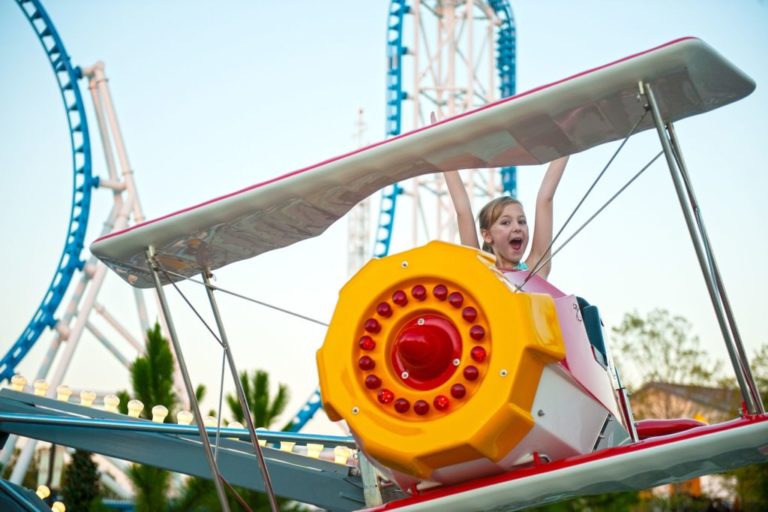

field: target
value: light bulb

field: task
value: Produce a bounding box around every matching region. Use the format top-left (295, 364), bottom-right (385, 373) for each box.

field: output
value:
top-left (51, 502), bottom-right (66, 512)
top-left (203, 416), bottom-right (218, 428)
top-left (151, 405), bottom-right (168, 423)
top-left (280, 441), bottom-right (296, 453)
top-left (35, 485), bottom-right (50, 499)
top-left (226, 421), bottom-right (243, 440)
top-left (103, 394), bottom-right (120, 413)
top-left (334, 446), bottom-right (351, 465)
top-left (307, 443), bottom-right (324, 458)
top-left (33, 379), bottom-right (49, 397)
top-left (127, 399), bottom-right (144, 418)
top-left (80, 390), bottom-right (96, 407)
top-left (176, 410), bottom-right (193, 425)
top-left (256, 427), bottom-right (268, 447)
top-left (56, 385), bottom-right (72, 402)
top-left (10, 375), bottom-right (27, 392)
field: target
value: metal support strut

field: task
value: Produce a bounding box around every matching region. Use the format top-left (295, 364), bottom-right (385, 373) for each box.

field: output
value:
top-left (642, 82), bottom-right (764, 415)
top-left (202, 271), bottom-right (280, 512)
top-left (146, 247), bottom-right (232, 512)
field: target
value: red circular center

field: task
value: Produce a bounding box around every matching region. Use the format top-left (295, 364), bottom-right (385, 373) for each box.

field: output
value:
top-left (392, 314), bottom-right (461, 390)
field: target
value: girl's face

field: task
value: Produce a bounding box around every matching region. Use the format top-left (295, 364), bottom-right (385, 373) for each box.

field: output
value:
top-left (481, 203), bottom-right (529, 268)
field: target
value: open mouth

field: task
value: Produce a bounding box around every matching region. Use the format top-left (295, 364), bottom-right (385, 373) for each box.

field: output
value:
top-left (510, 238), bottom-right (523, 251)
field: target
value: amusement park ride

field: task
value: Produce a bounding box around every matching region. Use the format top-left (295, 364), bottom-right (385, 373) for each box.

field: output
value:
top-left (1, 1), bottom-right (767, 512)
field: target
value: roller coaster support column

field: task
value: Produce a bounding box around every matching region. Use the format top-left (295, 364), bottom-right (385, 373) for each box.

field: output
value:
top-left (25, 63), bottom-right (152, 398)
top-left (1, 248), bottom-right (99, 471)
top-left (85, 62), bottom-right (152, 338)
top-left (7, 211), bottom-right (120, 483)
top-left (9, 263), bottom-right (112, 483)
top-left (643, 82), bottom-right (764, 415)
top-left (0, 206), bottom-right (121, 473)
top-left (147, 248), bottom-right (232, 512)
top-left (42, 60), bottom-right (148, 384)
top-left (9, 63), bottom-right (179, 484)
top-left (84, 62), bottom-right (185, 400)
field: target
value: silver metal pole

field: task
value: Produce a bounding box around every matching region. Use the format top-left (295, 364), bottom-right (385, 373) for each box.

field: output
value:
top-left (666, 122), bottom-right (764, 414)
top-left (201, 271), bottom-right (280, 512)
top-left (146, 248), bottom-right (231, 512)
top-left (642, 82), bottom-right (761, 414)
top-left (358, 454), bottom-right (383, 507)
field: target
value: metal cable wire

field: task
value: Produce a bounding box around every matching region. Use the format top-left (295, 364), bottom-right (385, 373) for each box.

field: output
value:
top-left (159, 268), bottom-right (225, 348)
top-left (517, 150), bottom-right (664, 291)
top-left (160, 269), bottom-right (329, 327)
top-left (155, 265), bottom-right (262, 511)
top-left (525, 109), bottom-right (649, 281)
top-left (214, 350), bottom-right (226, 462)
top-left (221, 476), bottom-right (256, 512)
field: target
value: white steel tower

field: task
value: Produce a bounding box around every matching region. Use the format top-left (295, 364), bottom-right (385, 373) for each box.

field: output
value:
top-left (376, 0), bottom-right (517, 255)
top-left (347, 108), bottom-right (372, 276)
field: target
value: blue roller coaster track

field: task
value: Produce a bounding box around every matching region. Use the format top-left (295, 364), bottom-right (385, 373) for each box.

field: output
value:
top-left (289, 0), bottom-right (517, 432)
top-left (0, 0), bottom-right (94, 382)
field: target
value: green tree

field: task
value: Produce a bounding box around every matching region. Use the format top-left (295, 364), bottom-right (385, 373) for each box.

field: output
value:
top-left (174, 368), bottom-right (296, 511)
top-left (226, 369), bottom-right (290, 429)
top-left (125, 322), bottom-right (178, 512)
top-left (226, 369), bottom-right (292, 508)
top-left (61, 450), bottom-right (102, 511)
top-left (131, 323), bottom-right (178, 419)
top-left (611, 310), bottom-right (768, 509)
top-left (529, 491), bottom-right (640, 511)
top-left (534, 309), bottom-right (728, 510)
top-left (611, 309), bottom-right (720, 391)
top-left (129, 464), bottom-right (172, 512)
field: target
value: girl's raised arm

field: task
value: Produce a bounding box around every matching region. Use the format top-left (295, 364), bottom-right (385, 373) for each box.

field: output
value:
top-left (527, 156), bottom-right (569, 279)
top-left (433, 107), bottom-right (480, 249)
top-left (443, 170), bottom-right (480, 248)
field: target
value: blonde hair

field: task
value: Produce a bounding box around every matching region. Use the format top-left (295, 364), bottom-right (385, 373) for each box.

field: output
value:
top-left (477, 196), bottom-right (523, 253)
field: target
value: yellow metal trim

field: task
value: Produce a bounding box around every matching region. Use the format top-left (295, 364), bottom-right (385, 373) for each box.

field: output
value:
top-left (317, 241), bottom-right (566, 479)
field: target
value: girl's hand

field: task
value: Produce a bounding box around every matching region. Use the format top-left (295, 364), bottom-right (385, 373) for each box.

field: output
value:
top-left (527, 156), bottom-right (569, 278)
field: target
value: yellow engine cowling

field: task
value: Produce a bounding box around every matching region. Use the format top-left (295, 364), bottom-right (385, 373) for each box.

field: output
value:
top-left (316, 241), bottom-right (566, 486)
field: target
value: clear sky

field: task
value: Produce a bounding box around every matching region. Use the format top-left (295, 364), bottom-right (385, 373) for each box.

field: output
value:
top-left (0, 1), bottom-right (766, 430)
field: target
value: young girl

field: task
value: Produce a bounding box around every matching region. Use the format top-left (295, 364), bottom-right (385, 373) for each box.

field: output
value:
top-left (443, 156), bottom-right (568, 280)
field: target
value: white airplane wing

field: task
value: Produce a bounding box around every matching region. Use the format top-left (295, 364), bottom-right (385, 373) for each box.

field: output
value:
top-left (90, 37), bottom-right (754, 288)
top-left (368, 416), bottom-right (768, 511)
